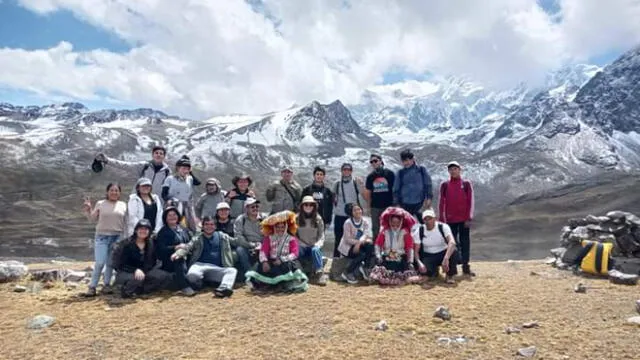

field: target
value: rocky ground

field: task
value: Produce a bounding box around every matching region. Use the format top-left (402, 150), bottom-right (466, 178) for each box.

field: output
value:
top-left (1, 260), bottom-right (639, 360)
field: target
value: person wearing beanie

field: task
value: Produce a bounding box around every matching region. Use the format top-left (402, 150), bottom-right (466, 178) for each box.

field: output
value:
top-left (332, 162), bottom-right (365, 258)
top-left (364, 154), bottom-right (395, 239)
top-left (265, 165), bottom-right (303, 214)
top-left (126, 177), bottom-right (163, 237)
top-left (392, 149), bottom-right (433, 223)
top-left (112, 219), bottom-right (172, 298)
top-left (225, 174), bottom-right (256, 219)
top-left (154, 206), bottom-right (195, 296)
top-left (195, 177), bottom-right (227, 220)
top-left (161, 155), bottom-right (198, 233)
top-left (301, 166), bottom-right (334, 228)
top-left (438, 161), bottom-right (475, 276)
top-left (94, 145), bottom-right (172, 202)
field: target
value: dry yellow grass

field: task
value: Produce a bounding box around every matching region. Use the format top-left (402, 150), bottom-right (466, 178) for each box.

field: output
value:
top-left (1, 260), bottom-right (639, 360)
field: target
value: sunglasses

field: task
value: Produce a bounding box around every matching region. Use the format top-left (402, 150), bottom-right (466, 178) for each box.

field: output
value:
top-left (248, 205), bottom-right (259, 209)
top-left (342, 168), bottom-right (353, 171)
top-left (369, 159), bottom-right (379, 164)
top-left (303, 203), bottom-right (315, 207)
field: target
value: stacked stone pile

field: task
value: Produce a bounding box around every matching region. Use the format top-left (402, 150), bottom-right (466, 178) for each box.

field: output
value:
top-left (550, 211), bottom-right (640, 278)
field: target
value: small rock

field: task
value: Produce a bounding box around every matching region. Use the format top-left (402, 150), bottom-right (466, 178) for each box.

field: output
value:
top-left (434, 306), bottom-right (451, 321)
top-left (453, 336), bottom-right (468, 344)
top-left (375, 320), bottom-right (388, 331)
top-left (522, 321), bottom-right (539, 329)
top-left (65, 282), bottom-right (80, 289)
top-left (574, 283), bottom-right (587, 293)
top-left (544, 257), bottom-right (556, 265)
top-left (63, 270), bottom-right (86, 283)
top-left (0, 261), bottom-right (29, 283)
top-left (517, 346), bottom-right (537, 357)
top-left (608, 270), bottom-right (638, 286)
top-left (626, 316), bottom-right (640, 326)
top-left (13, 285), bottom-right (27, 293)
top-left (104, 306), bottom-right (114, 312)
top-left (530, 271), bottom-right (540, 276)
top-left (437, 337), bottom-right (451, 345)
top-left (635, 300), bottom-right (640, 314)
top-left (505, 327), bottom-right (521, 334)
top-left (27, 315), bottom-right (56, 329)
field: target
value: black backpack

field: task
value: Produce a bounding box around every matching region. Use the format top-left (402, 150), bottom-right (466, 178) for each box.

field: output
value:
top-left (417, 223), bottom-right (450, 255)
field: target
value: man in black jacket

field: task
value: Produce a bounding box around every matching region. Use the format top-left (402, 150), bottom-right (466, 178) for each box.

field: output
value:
top-left (364, 154), bottom-right (395, 239)
top-left (301, 166), bottom-right (334, 229)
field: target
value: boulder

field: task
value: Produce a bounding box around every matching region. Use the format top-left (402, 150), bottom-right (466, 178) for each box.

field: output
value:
top-left (561, 243), bottom-right (584, 265)
top-left (612, 257), bottom-right (640, 275)
top-left (585, 215), bottom-right (602, 224)
top-left (550, 247), bottom-right (566, 258)
top-left (31, 269), bottom-right (64, 282)
top-left (568, 218), bottom-right (588, 228)
top-left (608, 270), bottom-right (638, 285)
top-left (14, 285), bottom-right (28, 293)
top-left (614, 234), bottom-right (640, 256)
top-left (0, 261), bottom-right (29, 283)
top-left (568, 226), bottom-right (590, 243)
top-left (626, 214), bottom-right (640, 227)
top-left (27, 315), bottom-right (56, 329)
top-left (63, 270), bottom-right (87, 283)
top-left (434, 306), bottom-right (452, 321)
top-left (607, 211), bottom-right (629, 223)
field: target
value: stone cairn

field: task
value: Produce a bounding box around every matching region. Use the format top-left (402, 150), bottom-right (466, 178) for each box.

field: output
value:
top-left (549, 211), bottom-right (640, 282)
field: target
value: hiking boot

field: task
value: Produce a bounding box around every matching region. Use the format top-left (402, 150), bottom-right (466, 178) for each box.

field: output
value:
top-left (179, 287), bottom-right (196, 296)
top-left (358, 265), bottom-right (370, 281)
top-left (100, 285), bottom-right (114, 295)
top-left (315, 273), bottom-right (328, 286)
top-left (341, 272), bottom-right (358, 285)
top-left (462, 265), bottom-right (476, 277)
top-left (81, 287), bottom-right (97, 297)
top-left (214, 288), bottom-right (233, 298)
top-left (445, 276), bottom-right (456, 284)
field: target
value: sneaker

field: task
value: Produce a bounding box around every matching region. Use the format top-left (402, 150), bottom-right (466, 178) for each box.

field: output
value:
top-left (214, 288), bottom-right (233, 298)
top-left (100, 285), bottom-right (114, 295)
top-left (316, 273), bottom-right (328, 286)
top-left (179, 287), bottom-right (196, 296)
top-left (341, 272), bottom-right (358, 285)
top-left (445, 276), bottom-right (456, 284)
top-left (358, 265), bottom-right (369, 281)
top-left (81, 287), bottom-right (97, 297)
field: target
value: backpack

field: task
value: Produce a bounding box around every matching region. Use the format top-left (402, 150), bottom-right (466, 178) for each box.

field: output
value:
top-left (140, 162), bottom-right (170, 180)
top-left (417, 223), bottom-right (455, 256)
top-left (397, 166), bottom-right (427, 203)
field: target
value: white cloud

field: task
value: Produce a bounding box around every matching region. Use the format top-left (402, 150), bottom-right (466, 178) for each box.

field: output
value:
top-left (0, 0), bottom-right (639, 117)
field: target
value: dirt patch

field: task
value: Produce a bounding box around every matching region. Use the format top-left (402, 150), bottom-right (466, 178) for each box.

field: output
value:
top-left (1, 261), bottom-right (639, 359)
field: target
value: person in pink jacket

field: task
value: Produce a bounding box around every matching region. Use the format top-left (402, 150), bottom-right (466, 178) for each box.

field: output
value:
top-left (244, 211), bottom-right (309, 293)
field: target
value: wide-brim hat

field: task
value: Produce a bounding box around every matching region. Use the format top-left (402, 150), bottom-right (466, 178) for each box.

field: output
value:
top-left (260, 210), bottom-right (297, 236)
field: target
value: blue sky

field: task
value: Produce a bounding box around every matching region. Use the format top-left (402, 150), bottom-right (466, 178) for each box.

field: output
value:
top-left (0, 0), bottom-right (635, 116)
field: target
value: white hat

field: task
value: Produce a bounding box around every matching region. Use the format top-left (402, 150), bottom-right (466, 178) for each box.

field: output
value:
top-left (216, 202), bottom-right (230, 211)
top-left (421, 209), bottom-right (436, 219)
top-left (244, 197), bottom-right (260, 207)
top-left (447, 161), bottom-right (461, 168)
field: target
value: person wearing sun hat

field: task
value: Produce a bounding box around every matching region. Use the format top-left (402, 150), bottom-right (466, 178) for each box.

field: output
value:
top-left (244, 210), bottom-right (308, 293)
top-left (295, 196), bottom-right (328, 286)
top-left (438, 160), bottom-right (475, 276)
top-left (226, 174), bottom-right (256, 219)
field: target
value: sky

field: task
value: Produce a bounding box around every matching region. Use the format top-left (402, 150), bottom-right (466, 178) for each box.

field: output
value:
top-left (0, 0), bottom-right (639, 118)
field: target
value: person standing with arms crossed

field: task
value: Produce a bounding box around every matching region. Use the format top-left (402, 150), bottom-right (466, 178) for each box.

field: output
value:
top-left (363, 154), bottom-right (395, 240)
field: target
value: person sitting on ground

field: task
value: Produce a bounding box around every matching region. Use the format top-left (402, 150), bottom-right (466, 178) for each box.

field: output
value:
top-left (126, 178), bottom-right (163, 237)
top-left (245, 211), bottom-right (308, 293)
top-left (233, 198), bottom-right (266, 276)
top-left (81, 183), bottom-right (127, 297)
top-left (195, 178), bottom-right (227, 220)
top-left (369, 207), bottom-right (418, 286)
top-left (414, 209), bottom-right (458, 284)
top-left (170, 216), bottom-right (238, 298)
top-left (337, 203), bottom-right (374, 284)
top-left (301, 166), bottom-right (334, 229)
top-left (162, 155), bottom-right (198, 233)
top-left (215, 202), bottom-right (234, 237)
top-left (154, 206), bottom-right (195, 296)
top-left (112, 219), bottom-right (171, 298)
top-left (226, 174), bottom-right (256, 220)
top-left (295, 196), bottom-right (328, 286)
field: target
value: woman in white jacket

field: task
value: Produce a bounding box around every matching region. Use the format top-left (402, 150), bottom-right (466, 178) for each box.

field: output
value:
top-left (127, 178), bottom-right (163, 236)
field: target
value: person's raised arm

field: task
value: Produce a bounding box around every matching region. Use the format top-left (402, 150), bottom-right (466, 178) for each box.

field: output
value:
top-left (97, 153), bottom-right (147, 171)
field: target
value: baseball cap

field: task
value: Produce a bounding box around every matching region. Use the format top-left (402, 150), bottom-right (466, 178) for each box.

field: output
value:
top-left (216, 202), bottom-right (231, 211)
top-left (136, 178), bottom-right (153, 187)
top-left (245, 197), bottom-right (261, 207)
top-left (447, 161), bottom-right (462, 169)
top-left (421, 209), bottom-right (436, 219)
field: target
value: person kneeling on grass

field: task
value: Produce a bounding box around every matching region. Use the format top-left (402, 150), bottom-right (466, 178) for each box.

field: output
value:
top-left (369, 207), bottom-right (418, 286)
top-left (337, 203), bottom-right (374, 284)
top-left (170, 216), bottom-right (237, 298)
top-left (296, 196), bottom-right (329, 286)
top-left (414, 209), bottom-right (458, 284)
top-left (245, 211), bottom-right (308, 293)
top-left (112, 219), bottom-right (172, 298)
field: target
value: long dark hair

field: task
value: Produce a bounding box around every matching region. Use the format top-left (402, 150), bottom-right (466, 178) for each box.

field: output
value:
top-left (297, 202), bottom-right (319, 228)
top-left (105, 182), bottom-right (122, 200)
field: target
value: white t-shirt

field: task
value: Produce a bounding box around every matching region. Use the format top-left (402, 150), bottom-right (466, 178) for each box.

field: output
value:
top-left (413, 222), bottom-right (453, 254)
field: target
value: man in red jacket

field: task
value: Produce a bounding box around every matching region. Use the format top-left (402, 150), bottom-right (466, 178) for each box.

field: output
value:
top-left (438, 161), bottom-right (475, 276)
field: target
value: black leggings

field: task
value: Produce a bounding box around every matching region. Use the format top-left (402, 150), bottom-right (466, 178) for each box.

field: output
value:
top-left (346, 243), bottom-right (375, 274)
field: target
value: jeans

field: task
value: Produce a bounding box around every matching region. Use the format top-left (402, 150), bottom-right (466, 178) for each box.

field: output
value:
top-left (346, 243), bottom-right (375, 274)
top-left (333, 215), bottom-right (349, 257)
top-left (89, 234), bottom-right (120, 288)
top-left (401, 203), bottom-right (424, 224)
top-left (420, 250), bottom-right (458, 277)
top-left (449, 222), bottom-right (471, 269)
top-left (370, 207), bottom-right (386, 240)
top-left (115, 268), bottom-right (171, 296)
top-left (298, 246), bottom-right (324, 272)
top-left (186, 262), bottom-right (237, 291)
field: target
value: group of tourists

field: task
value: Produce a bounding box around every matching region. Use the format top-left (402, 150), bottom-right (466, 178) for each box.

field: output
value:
top-left (83, 146), bottom-right (475, 298)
